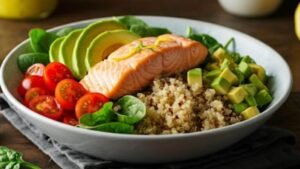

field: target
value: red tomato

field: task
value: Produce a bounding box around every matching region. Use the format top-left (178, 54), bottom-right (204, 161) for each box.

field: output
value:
top-left (43, 62), bottom-right (73, 91)
top-left (19, 76), bottom-right (47, 96)
top-left (25, 63), bottom-right (45, 77)
top-left (29, 95), bottom-right (63, 120)
top-left (75, 93), bottom-right (109, 119)
top-left (55, 79), bottom-right (86, 110)
top-left (24, 87), bottom-right (49, 106)
top-left (63, 116), bottom-right (79, 126)
top-left (17, 84), bottom-right (27, 97)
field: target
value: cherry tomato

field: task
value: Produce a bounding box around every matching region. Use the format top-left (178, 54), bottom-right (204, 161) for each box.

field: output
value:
top-left (17, 84), bottom-right (27, 97)
top-left (24, 87), bottom-right (49, 106)
top-left (75, 93), bottom-right (109, 119)
top-left (19, 76), bottom-right (47, 96)
top-left (43, 62), bottom-right (73, 91)
top-left (63, 116), bottom-right (79, 126)
top-left (25, 63), bottom-right (45, 77)
top-left (29, 95), bottom-right (63, 120)
top-left (55, 79), bottom-right (86, 110)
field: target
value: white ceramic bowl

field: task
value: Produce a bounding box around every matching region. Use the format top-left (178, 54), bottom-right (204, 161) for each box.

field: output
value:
top-left (0, 16), bottom-right (292, 163)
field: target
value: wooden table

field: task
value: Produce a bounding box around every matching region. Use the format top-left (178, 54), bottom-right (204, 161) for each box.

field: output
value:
top-left (0, 0), bottom-right (299, 168)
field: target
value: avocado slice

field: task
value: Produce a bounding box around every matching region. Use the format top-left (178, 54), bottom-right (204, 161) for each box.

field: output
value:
top-left (85, 30), bottom-right (140, 70)
top-left (255, 89), bottom-right (273, 107)
top-left (212, 47), bottom-right (226, 63)
top-left (233, 102), bottom-right (248, 114)
top-left (249, 64), bottom-right (266, 82)
top-left (205, 69), bottom-right (221, 81)
top-left (59, 29), bottom-right (82, 74)
top-left (228, 86), bottom-right (248, 104)
top-left (238, 61), bottom-right (252, 78)
top-left (249, 74), bottom-right (268, 91)
top-left (49, 36), bottom-right (65, 62)
top-left (233, 68), bottom-right (245, 84)
top-left (187, 68), bottom-right (203, 87)
top-left (205, 62), bottom-right (219, 71)
top-left (220, 58), bottom-right (230, 70)
top-left (241, 106), bottom-right (260, 120)
top-left (72, 19), bottom-right (126, 79)
top-left (219, 67), bottom-right (238, 85)
top-left (242, 84), bottom-right (257, 96)
top-left (211, 76), bottom-right (231, 94)
top-left (245, 95), bottom-right (257, 106)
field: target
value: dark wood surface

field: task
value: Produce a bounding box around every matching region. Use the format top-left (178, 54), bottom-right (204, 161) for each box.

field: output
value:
top-left (0, 0), bottom-right (299, 168)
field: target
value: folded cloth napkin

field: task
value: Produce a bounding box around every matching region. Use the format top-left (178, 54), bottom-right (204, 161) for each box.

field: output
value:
top-left (1, 94), bottom-right (300, 169)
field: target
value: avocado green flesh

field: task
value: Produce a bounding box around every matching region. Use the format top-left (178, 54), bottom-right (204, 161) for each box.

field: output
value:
top-left (49, 37), bottom-right (65, 62)
top-left (59, 29), bottom-right (82, 75)
top-left (85, 30), bottom-right (140, 70)
top-left (73, 20), bottom-right (126, 79)
top-left (187, 68), bottom-right (202, 87)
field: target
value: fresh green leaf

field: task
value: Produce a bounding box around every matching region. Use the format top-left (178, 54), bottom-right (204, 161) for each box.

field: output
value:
top-left (29, 28), bottom-right (58, 53)
top-left (0, 146), bottom-right (40, 169)
top-left (17, 53), bottom-right (49, 72)
top-left (79, 102), bottom-right (115, 127)
top-left (56, 27), bottom-right (74, 37)
top-left (115, 95), bottom-right (146, 124)
top-left (92, 122), bottom-right (134, 134)
top-left (130, 25), bottom-right (171, 37)
top-left (224, 37), bottom-right (235, 50)
top-left (117, 16), bottom-right (148, 29)
top-left (187, 28), bottom-right (222, 54)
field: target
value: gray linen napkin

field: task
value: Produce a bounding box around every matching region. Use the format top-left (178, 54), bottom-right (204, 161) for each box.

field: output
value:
top-left (1, 94), bottom-right (300, 169)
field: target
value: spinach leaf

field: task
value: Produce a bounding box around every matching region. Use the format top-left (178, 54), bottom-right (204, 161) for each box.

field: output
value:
top-left (17, 53), bottom-right (49, 72)
top-left (0, 146), bottom-right (40, 169)
top-left (79, 102), bottom-right (115, 127)
top-left (186, 27), bottom-right (222, 54)
top-left (118, 16), bottom-right (172, 37)
top-left (56, 27), bottom-right (74, 37)
top-left (117, 16), bottom-right (148, 29)
top-left (130, 25), bottom-right (171, 37)
top-left (29, 28), bottom-right (58, 53)
top-left (115, 95), bottom-right (146, 124)
top-left (92, 122), bottom-right (134, 134)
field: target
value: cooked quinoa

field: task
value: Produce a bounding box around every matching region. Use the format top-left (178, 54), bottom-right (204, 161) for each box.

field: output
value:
top-left (136, 75), bottom-right (243, 135)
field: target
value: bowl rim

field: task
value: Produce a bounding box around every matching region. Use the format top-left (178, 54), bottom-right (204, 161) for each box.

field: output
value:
top-left (0, 15), bottom-right (293, 140)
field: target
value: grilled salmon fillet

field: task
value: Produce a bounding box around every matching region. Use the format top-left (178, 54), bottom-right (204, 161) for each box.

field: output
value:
top-left (80, 34), bottom-right (208, 99)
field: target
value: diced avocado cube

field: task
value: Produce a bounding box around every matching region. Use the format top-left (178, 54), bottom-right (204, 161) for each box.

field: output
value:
top-left (205, 62), bottom-right (219, 71)
top-left (187, 68), bottom-right (203, 87)
top-left (220, 68), bottom-right (238, 85)
top-left (245, 95), bottom-right (257, 106)
top-left (241, 55), bottom-right (256, 64)
top-left (233, 102), bottom-right (248, 114)
top-left (238, 61), bottom-right (252, 77)
top-left (228, 86), bottom-right (248, 104)
top-left (242, 84), bottom-right (257, 96)
top-left (211, 77), bottom-right (231, 95)
top-left (233, 68), bottom-right (245, 84)
top-left (255, 89), bottom-right (273, 107)
top-left (212, 48), bottom-right (227, 63)
top-left (249, 64), bottom-right (266, 82)
top-left (205, 69), bottom-right (221, 80)
top-left (241, 106), bottom-right (260, 120)
top-left (249, 74), bottom-right (268, 91)
top-left (220, 58), bottom-right (230, 70)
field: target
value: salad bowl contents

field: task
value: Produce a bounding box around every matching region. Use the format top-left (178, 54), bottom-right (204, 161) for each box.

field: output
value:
top-left (0, 16), bottom-right (291, 163)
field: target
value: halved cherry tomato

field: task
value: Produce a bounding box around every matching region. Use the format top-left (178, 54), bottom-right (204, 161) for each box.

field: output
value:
top-left (25, 63), bottom-right (45, 77)
top-left (63, 116), bottom-right (79, 126)
top-left (75, 93), bottom-right (109, 119)
top-left (29, 95), bottom-right (63, 120)
top-left (55, 79), bottom-right (86, 110)
top-left (24, 87), bottom-right (49, 106)
top-left (43, 62), bottom-right (73, 91)
top-left (18, 76), bottom-right (47, 97)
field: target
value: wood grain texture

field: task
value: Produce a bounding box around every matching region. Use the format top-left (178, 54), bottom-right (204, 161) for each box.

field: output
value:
top-left (0, 0), bottom-right (299, 168)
